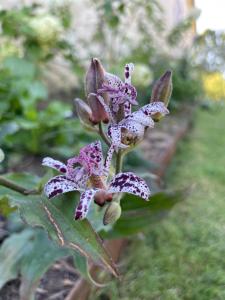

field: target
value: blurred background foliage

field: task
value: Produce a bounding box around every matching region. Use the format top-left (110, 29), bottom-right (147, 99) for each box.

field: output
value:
top-left (1, 0), bottom-right (221, 164)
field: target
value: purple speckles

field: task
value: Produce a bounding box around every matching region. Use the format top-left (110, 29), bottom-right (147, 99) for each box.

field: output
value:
top-left (74, 189), bottom-right (99, 220)
top-left (108, 172), bottom-right (150, 201)
top-left (44, 175), bottom-right (79, 199)
top-left (42, 157), bottom-right (67, 173)
top-left (75, 211), bottom-right (82, 220)
top-left (142, 102), bottom-right (169, 116)
top-left (49, 189), bottom-right (63, 199)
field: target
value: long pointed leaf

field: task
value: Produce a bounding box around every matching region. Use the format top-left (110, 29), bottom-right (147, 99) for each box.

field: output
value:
top-left (0, 183), bottom-right (118, 277)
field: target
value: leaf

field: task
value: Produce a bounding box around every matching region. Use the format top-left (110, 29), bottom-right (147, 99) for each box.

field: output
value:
top-left (72, 252), bottom-right (107, 287)
top-left (0, 227), bottom-right (68, 299)
top-left (0, 177), bottom-right (118, 277)
top-left (0, 224), bottom-right (106, 300)
top-left (0, 229), bottom-right (34, 289)
top-left (3, 57), bottom-right (36, 78)
top-left (101, 190), bottom-right (185, 239)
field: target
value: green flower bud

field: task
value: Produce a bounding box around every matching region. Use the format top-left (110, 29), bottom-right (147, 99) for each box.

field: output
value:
top-left (151, 70), bottom-right (172, 106)
top-left (150, 70), bottom-right (172, 121)
top-left (103, 202), bottom-right (122, 226)
top-left (74, 98), bottom-right (93, 126)
top-left (85, 58), bottom-right (109, 124)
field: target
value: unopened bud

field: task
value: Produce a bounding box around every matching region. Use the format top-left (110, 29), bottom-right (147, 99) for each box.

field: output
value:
top-left (103, 202), bottom-right (121, 225)
top-left (151, 70), bottom-right (172, 106)
top-left (74, 98), bottom-right (93, 126)
top-left (85, 58), bottom-right (109, 124)
top-left (150, 71), bottom-right (172, 122)
top-left (85, 58), bottom-right (105, 95)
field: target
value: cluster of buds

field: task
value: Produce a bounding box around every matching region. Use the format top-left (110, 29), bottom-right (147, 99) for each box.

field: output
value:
top-left (75, 58), bottom-right (172, 149)
top-left (43, 59), bottom-right (172, 225)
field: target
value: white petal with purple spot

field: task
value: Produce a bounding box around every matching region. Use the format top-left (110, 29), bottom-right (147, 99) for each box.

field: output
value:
top-left (108, 172), bottom-right (150, 200)
top-left (44, 175), bottom-right (80, 199)
top-left (142, 102), bottom-right (169, 116)
top-left (42, 157), bottom-right (67, 173)
top-left (74, 188), bottom-right (100, 220)
top-left (122, 122), bottom-right (145, 139)
top-left (104, 72), bottom-right (123, 89)
top-left (125, 110), bottom-right (154, 127)
top-left (124, 63), bottom-right (134, 84)
top-left (108, 125), bottom-right (128, 150)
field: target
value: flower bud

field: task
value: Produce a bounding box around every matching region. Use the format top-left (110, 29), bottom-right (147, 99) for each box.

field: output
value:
top-left (151, 70), bottom-right (172, 106)
top-left (103, 202), bottom-right (122, 225)
top-left (74, 98), bottom-right (93, 126)
top-left (85, 58), bottom-right (109, 124)
top-left (150, 70), bottom-right (172, 122)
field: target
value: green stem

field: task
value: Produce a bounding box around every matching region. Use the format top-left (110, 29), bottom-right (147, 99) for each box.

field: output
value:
top-left (98, 122), bottom-right (111, 147)
top-left (0, 176), bottom-right (40, 195)
top-left (115, 150), bottom-right (124, 174)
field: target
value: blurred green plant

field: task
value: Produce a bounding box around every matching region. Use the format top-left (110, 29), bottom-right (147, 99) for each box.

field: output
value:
top-left (0, 4), bottom-right (92, 158)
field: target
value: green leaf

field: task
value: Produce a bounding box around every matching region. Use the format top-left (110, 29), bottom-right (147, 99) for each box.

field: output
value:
top-left (0, 227), bottom-right (68, 299)
top-left (0, 178), bottom-right (118, 277)
top-left (72, 252), bottom-right (107, 287)
top-left (101, 190), bottom-right (185, 239)
top-left (0, 229), bottom-right (34, 289)
top-left (3, 57), bottom-right (36, 78)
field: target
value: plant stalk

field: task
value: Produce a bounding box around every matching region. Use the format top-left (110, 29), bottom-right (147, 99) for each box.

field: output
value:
top-left (0, 176), bottom-right (40, 195)
top-left (115, 150), bottom-right (124, 174)
top-left (98, 122), bottom-right (111, 147)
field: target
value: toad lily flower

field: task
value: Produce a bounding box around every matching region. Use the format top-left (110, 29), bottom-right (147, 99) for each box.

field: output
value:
top-left (98, 63), bottom-right (138, 117)
top-left (42, 141), bottom-right (150, 220)
top-left (108, 102), bottom-right (169, 149)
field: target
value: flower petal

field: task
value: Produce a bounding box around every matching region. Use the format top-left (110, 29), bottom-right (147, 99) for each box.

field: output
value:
top-left (108, 125), bottom-right (128, 150)
top-left (124, 101), bottom-right (131, 117)
top-left (108, 172), bottom-right (150, 200)
top-left (42, 157), bottom-right (67, 173)
top-left (122, 121), bottom-right (145, 138)
top-left (77, 141), bottom-right (104, 176)
top-left (104, 72), bottom-right (123, 90)
top-left (142, 102), bottom-right (169, 116)
top-left (44, 175), bottom-right (79, 199)
top-left (124, 63), bottom-right (134, 84)
top-left (103, 144), bottom-right (115, 177)
top-left (125, 110), bottom-right (154, 127)
top-left (74, 189), bottom-right (99, 220)
top-left (92, 94), bottom-right (115, 122)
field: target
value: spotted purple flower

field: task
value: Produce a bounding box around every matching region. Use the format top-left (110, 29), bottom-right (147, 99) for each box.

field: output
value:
top-left (107, 102), bottom-right (169, 149)
top-left (42, 141), bottom-right (150, 220)
top-left (74, 171), bottom-right (150, 220)
top-left (97, 63), bottom-right (138, 116)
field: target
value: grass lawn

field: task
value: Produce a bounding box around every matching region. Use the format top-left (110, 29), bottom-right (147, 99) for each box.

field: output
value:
top-left (93, 104), bottom-right (225, 300)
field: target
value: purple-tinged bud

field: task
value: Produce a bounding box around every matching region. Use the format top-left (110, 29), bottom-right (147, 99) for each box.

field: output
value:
top-left (150, 70), bottom-right (172, 121)
top-left (85, 58), bottom-right (109, 124)
top-left (103, 202), bottom-right (121, 225)
top-left (74, 98), bottom-right (93, 126)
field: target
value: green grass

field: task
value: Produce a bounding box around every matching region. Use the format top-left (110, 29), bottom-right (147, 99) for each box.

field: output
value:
top-left (93, 105), bottom-right (225, 300)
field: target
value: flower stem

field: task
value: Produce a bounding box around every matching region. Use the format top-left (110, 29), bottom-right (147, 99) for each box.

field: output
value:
top-left (0, 176), bottom-right (40, 195)
top-left (98, 122), bottom-right (111, 147)
top-left (115, 150), bottom-right (124, 174)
